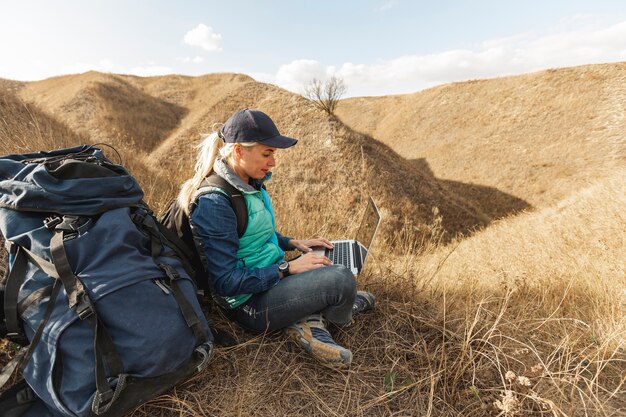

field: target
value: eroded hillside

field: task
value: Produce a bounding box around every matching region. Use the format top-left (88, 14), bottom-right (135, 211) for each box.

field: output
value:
top-left (336, 63), bottom-right (626, 211)
top-left (18, 72), bottom-right (187, 153)
top-left (11, 72), bottom-right (502, 243)
top-left (9, 63), bottom-right (626, 243)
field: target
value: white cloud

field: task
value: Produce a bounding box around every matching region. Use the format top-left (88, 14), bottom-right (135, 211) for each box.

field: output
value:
top-left (275, 59), bottom-right (327, 92)
top-left (267, 18), bottom-right (626, 97)
top-left (183, 24), bottom-right (223, 52)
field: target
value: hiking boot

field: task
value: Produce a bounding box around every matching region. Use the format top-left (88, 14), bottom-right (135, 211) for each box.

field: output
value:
top-left (352, 291), bottom-right (375, 317)
top-left (286, 314), bottom-right (352, 368)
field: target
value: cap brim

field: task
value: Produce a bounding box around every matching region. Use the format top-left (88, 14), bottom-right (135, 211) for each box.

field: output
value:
top-left (260, 134), bottom-right (298, 148)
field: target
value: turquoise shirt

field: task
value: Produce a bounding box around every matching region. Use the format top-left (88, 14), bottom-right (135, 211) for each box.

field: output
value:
top-left (190, 158), bottom-right (290, 308)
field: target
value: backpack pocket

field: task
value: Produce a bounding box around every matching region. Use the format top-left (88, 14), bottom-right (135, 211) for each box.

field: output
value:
top-left (24, 274), bottom-right (208, 417)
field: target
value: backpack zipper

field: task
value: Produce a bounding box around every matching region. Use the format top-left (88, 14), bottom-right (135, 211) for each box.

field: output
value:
top-left (153, 279), bottom-right (171, 294)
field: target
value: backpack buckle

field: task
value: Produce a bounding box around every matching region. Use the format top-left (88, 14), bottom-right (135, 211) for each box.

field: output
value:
top-left (76, 293), bottom-right (94, 320)
top-left (56, 215), bottom-right (81, 232)
top-left (96, 388), bottom-right (114, 404)
top-left (43, 215), bottom-right (63, 230)
top-left (44, 215), bottom-right (81, 232)
top-left (77, 304), bottom-right (94, 320)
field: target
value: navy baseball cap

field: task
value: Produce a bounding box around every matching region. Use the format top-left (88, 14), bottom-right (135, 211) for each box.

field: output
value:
top-left (220, 109), bottom-right (298, 148)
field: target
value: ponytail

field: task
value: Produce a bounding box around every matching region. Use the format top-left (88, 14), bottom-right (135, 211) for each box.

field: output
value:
top-left (177, 131), bottom-right (257, 213)
top-left (177, 132), bottom-right (224, 213)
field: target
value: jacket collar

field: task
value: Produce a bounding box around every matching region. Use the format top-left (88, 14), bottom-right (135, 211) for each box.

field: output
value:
top-left (214, 158), bottom-right (271, 193)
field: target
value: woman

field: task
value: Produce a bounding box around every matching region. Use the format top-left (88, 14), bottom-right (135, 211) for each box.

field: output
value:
top-left (177, 109), bottom-right (375, 367)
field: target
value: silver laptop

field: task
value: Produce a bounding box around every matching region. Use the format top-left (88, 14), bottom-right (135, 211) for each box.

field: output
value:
top-left (311, 197), bottom-right (381, 275)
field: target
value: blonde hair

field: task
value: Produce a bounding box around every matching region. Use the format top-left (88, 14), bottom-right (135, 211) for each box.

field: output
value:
top-left (177, 130), bottom-right (256, 213)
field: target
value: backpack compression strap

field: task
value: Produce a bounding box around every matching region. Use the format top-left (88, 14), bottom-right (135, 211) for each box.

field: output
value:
top-left (0, 229), bottom-right (125, 413)
top-left (46, 215), bottom-right (125, 414)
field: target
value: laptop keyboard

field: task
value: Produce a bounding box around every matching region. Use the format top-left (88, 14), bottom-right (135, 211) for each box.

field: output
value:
top-left (326, 242), bottom-right (351, 268)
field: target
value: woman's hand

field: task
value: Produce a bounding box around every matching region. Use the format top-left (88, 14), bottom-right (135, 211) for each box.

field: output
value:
top-left (289, 238), bottom-right (333, 253)
top-left (287, 252), bottom-right (332, 275)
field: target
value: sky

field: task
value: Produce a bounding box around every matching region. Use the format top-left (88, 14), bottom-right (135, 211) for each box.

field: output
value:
top-left (1, 1), bottom-right (626, 97)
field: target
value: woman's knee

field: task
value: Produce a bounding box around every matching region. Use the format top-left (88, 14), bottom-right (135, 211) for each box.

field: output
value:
top-left (323, 265), bottom-right (356, 297)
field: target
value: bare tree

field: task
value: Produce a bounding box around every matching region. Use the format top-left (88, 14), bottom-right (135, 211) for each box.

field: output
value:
top-left (302, 76), bottom-right (347, 115)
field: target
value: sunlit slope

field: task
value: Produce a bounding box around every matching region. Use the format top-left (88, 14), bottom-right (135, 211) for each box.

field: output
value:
top-left (142, 73), bottom-right (256, 165)
top-left (18, 71), bottom-right (187, 153)
top-left (0, 88), bottom-right (86, 155)
top-left (1, 83), bottom-right (175, 210)
top-left (409, 168), bottom-right (625, 346)
top-left (146, 79), bottom-right (492, 241)
top-left (16, 72), bottom-right (257, 170)
top-left (336, 62), bottom-right (626, 208)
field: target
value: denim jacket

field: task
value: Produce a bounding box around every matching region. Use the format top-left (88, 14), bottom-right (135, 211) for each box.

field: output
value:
top-left (189, 159), bottom-right (293, 305)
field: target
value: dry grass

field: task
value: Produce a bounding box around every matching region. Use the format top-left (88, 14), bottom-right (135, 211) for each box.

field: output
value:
top-left (14, 71), bottom-right (498, 239)
top-left (336, 62), bottom-right (626, 211)
top-left (373, 171), bottom-right (626, 416)
top-left (0, 64), bottom-right (624, 416)
top-left (144, 80), bottom-right (495, 244)
top-left (17, 71), bottom-right (186, 153)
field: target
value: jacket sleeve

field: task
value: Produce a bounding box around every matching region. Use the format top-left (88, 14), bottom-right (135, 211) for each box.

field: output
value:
top-left (190, 193), bottom-right (280, 297)
top-left (275, 232), bottom-right (294, 251)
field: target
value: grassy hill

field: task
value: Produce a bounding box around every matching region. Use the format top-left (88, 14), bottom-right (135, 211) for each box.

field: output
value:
top-left (336, 63), bottom-right (626, 212)
top-left (17, 71), bottom-right (186, 153)
top-left (0, 63), bottom-right (624, 416)
top-left (13, 72), bottom-right (505, 242)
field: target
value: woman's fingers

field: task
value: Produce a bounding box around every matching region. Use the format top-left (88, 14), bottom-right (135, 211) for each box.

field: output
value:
top-left (307, 238), bottom-right (333, 249)
top-left (319, 238), bottom-right (333, 247)
top-left (293, 238), bottom-right (333, 251)
top-left (288, 252), bottom-right (333, 274)
top-left (295, 242), bottom-right (311, 252)
top-left (302, 253), bottom-right (332, 266)
top-left (312, 254), bottom-right (332, 265)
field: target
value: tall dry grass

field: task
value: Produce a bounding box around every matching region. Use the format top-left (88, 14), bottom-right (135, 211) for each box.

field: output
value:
top-left (372, 170), bottom-right (626, 416)
top-left (1, 71), bottom-right (624, 416)
top-left (128, 157), bottom-right (624, 416)
top-left (123, 170), bottom-right (625, 417)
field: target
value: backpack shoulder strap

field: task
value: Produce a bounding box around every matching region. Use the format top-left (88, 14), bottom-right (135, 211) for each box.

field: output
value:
top-left (198, 173), bottom-right (248, 238)
top-left (1, 243), bottom-right (29, 346)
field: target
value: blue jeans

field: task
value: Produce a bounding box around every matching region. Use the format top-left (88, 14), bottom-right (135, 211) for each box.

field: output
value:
top-left (225, 265), bottom-right (357, 333)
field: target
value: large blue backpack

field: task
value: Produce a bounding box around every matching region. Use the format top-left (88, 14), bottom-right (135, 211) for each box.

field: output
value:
top-left (0, 145), bottom-right (213, 417)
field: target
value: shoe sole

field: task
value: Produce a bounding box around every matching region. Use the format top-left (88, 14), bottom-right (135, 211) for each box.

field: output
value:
top-left (286, 328), bottom-right (352, 368)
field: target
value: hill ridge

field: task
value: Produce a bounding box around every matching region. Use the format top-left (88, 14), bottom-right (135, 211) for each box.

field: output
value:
top-left (336, 61), bottom-right (626, 210)
top-left (8, 63), bottom-right (625, 240)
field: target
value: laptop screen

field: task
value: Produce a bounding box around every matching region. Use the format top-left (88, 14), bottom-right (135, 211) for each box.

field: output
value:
top-left (355, 197), bottom-right (381, 250)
